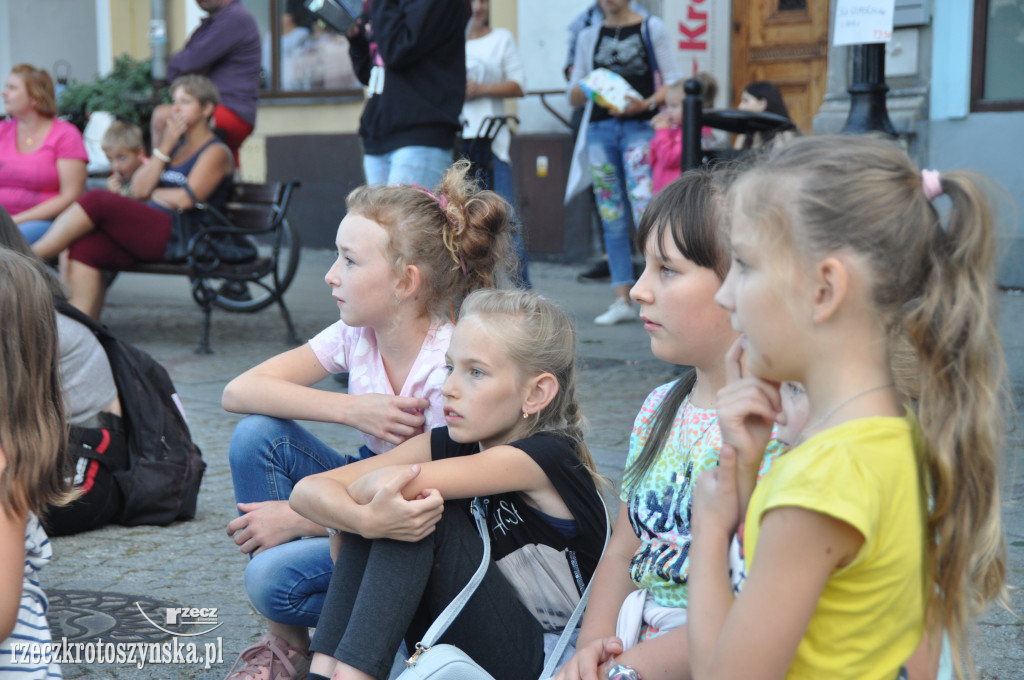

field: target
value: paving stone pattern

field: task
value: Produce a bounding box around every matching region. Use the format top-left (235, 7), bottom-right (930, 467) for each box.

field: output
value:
top-left (42, 253), bottom-right (1024, 679)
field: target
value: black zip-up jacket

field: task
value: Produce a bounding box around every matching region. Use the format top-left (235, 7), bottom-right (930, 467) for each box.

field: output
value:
top-left (349, 0), bottom-right (468, 155)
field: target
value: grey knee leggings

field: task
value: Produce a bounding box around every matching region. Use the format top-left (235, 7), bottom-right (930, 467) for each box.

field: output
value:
top-left (310, 503), bottom-right (545, 680)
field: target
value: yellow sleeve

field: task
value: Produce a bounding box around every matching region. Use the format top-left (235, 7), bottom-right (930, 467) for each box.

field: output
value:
top-left (756, 442), bottom-right (881, 544)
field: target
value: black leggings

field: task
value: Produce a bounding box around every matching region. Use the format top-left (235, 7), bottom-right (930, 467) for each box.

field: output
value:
top-left (310, 503), bottom-right (545, 680)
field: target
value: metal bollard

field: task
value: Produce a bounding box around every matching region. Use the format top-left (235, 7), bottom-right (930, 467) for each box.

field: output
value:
top-left (682, 78), bottom-right (704, 172)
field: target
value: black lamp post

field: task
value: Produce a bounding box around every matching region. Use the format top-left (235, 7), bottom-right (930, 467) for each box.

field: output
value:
top-left (841, 43), bottom-right (897, 136)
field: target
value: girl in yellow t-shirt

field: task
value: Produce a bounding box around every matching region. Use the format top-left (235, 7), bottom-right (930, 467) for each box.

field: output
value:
top-left (688, 135), bottom-right (1006, 680)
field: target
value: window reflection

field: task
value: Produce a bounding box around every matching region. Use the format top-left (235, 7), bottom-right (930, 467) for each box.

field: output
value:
top-left (250, 0), bottom-right (360, 95)
top-left (983, 0), bottom-right (1024, 100)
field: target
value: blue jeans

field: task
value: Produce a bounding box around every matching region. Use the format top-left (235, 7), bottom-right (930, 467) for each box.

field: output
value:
top-left (19, 220), bottom-right (53, 244)
top-left (586, 118), bottom-right (654, 288)
top-left (363, 146), bottom-right (452, 188)
top-left (229, 415), bottom-right (373, 627)
top-left (492, 158), bottom-right (531, 288)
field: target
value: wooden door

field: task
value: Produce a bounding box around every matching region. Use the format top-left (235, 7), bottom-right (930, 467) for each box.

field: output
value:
top-left (731, 0), bottom-right (829, 134)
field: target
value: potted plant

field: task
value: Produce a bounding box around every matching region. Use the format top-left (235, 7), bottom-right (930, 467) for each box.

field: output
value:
top-left (58, 55), bottom-right (168, 142)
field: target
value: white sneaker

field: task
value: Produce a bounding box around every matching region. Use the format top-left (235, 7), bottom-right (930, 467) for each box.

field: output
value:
top-left (594, 298), bottom-right (638, 325)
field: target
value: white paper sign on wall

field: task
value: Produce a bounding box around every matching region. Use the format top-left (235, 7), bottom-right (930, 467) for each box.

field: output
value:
top-left (833, 0), bottom-right (896, 46)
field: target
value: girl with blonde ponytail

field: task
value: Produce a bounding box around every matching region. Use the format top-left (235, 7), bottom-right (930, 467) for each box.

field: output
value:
top-left (691, 134), bottom-right (1006, 680)
top-left (290, 289), bottom-right (607, 680)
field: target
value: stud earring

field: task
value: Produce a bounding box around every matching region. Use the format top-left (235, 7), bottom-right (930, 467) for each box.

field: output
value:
top-left (522, 409), bottom-right (529, 420)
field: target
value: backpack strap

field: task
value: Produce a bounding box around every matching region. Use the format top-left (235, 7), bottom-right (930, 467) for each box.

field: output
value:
top-left (539, 493), bottom-right (612, 679)
top-left (68, 416), bottom-right (129, 472)
top-left (641, 17), bottom-right (663, 90)
top-left (55, 298), bottom-right (113, 342)
top-left (405, 498), bottom-right (491, 667)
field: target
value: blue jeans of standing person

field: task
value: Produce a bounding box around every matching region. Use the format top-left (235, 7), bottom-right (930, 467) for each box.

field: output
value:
top-left (586, 118), bottom-right (654, 288)
top-left (19, 220), bottom-right (53, 244)
top-left (363, 146), bottom-right (452, 188)
top-left (229, 415), bottom-right (373, 627)
top-left (492, 157), bottom-right (531, 288)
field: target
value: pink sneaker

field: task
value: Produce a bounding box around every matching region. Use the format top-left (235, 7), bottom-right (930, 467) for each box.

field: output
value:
top-left (224, 633), bottom-right (311, 680)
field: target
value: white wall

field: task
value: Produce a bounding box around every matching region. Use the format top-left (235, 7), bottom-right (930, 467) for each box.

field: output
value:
top-left (516, 0), bottom-right (591, 134)
top-left (0, 0), bottom-right (100, 112)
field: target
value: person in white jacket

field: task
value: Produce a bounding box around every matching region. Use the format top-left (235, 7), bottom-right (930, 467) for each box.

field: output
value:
top-left (566, 0), bottom-right (680, 325)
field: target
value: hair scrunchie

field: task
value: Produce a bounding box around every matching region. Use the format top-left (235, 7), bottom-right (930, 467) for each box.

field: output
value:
top-left (921, 169), bottom-right (943, 202)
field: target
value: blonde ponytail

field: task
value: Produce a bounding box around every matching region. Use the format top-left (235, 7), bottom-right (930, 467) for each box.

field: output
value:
top-left (902, 171), bottom-right (1007, 676)
top-left (735, 136), bottom-right (1008, 678)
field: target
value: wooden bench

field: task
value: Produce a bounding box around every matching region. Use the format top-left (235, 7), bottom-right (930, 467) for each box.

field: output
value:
top-left (124, 180), bottom-right (302, 354)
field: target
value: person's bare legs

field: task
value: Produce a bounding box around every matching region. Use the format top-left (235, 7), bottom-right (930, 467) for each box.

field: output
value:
top-left (151, 104), bottom-right (173, 150)
top-left (32, 203), bottom-right (96, 261)
top-left (309, 652), bottom-right (373, 680)
top-left (65, 259), bottom-right (108, 319)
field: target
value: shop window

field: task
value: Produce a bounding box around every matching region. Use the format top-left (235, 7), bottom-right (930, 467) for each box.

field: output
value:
top-left (971, 0), bottom-right (1024, 111)
top-left (244, 0), bottom-right (362, 98)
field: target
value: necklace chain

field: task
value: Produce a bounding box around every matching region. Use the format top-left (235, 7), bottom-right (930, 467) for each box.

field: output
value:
top-left (19, 121), bottom-right (42, 146)
top-left (796, 382), bottom-right (894, 445)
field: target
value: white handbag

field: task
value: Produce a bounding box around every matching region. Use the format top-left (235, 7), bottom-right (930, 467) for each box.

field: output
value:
top-left (397, 497), bottom-right (610, 680)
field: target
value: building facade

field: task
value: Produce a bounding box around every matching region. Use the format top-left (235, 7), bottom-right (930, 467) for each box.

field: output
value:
top-left (2, 1), bottom-right (1019, 280)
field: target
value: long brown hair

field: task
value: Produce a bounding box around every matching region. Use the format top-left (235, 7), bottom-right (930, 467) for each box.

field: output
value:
top-left (0, 248), bottom-right (75, 519)
top-left (625, 170), bottom-right (730, 494)
top-left (733, 134), bottom-right (1006, 678)
top-left (346, 159), bottom-right (513, 322)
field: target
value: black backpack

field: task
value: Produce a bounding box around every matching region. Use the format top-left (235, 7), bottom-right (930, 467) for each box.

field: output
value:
top-left (56, 301), bottom-right (206, 526)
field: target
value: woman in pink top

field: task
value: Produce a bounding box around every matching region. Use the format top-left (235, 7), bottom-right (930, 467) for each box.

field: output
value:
top-left (0, 64), bottom-right (87, 243)
top-left (217, 159), bottom-right (515, 680)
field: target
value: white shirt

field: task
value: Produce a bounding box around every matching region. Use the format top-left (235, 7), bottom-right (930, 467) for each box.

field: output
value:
top-left (462, 28), bottom-right (525, 164)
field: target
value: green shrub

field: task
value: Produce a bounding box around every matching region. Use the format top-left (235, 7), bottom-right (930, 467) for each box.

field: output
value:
top-left (58, 55), bottom-right (169, 133)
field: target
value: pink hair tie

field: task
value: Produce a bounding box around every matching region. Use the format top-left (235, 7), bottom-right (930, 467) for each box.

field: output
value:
top-left (412, 184), bottom-right (466, 275)
top-left (412, 184), bottom-right (447, 209)
top-left (921, 169), bottom-right (943, 202)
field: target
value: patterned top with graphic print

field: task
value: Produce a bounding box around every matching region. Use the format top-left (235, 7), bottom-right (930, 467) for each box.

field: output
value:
top-left (620, 380), bottom-right (784, 608)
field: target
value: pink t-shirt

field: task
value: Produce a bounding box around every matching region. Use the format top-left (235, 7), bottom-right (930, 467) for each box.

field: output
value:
top-left (0, 118), bottom-right (88, 216)
top-left (308, 320), bottom-right (453, 455)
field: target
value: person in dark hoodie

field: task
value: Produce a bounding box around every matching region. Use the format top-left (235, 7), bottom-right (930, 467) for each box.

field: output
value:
top-left (348, 0), bottom-right (468, 187)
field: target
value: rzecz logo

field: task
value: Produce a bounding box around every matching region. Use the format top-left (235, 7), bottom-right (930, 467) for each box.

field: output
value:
top-left (135, 604), bottom-right (222, 637)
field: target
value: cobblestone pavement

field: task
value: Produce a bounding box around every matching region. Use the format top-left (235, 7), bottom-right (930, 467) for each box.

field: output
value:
top-left (41, 252), bottom-right (1024, 679)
